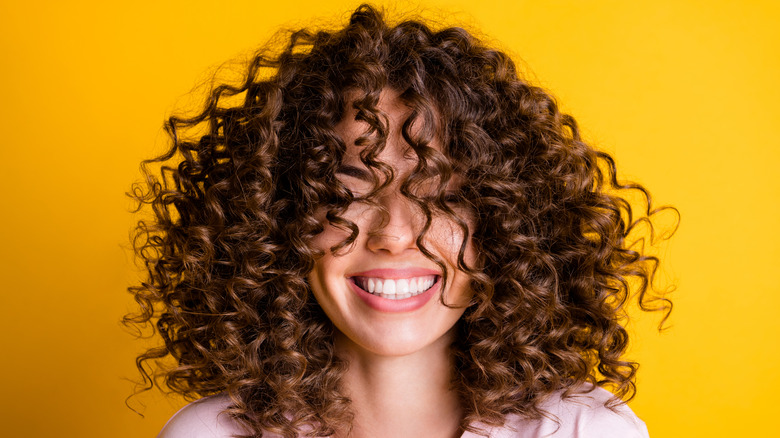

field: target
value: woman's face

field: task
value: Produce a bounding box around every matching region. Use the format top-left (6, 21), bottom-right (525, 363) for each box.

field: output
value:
top-left (308, 91), bottom-right (475, 358)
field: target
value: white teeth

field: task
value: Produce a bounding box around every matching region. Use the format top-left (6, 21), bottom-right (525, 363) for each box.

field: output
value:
top-left (353, 275), bottom-right (437, 299)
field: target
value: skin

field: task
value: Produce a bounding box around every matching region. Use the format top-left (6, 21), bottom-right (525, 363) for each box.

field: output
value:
top-left (307, 90), bottom-right (475, 438)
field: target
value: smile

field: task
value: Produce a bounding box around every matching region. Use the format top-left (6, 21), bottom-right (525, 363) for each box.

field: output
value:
top-left (351, 275), bottom-right (438, 300)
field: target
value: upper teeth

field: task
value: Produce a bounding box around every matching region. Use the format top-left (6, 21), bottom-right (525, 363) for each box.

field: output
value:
top-left (354, 276), bottom-right (436, 297)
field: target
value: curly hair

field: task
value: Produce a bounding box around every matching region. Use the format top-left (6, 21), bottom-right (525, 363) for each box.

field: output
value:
top-left (127, 4), bottom-right (676, 437)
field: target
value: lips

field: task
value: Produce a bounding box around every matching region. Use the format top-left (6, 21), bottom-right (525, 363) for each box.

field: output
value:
top-left (352, 275), bottom-right (438, 300)
top-left (347, 268), bottom-right (442, 312)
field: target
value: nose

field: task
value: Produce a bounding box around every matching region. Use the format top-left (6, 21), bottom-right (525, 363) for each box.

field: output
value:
top-left (365, 192), bottom-right (420, 255)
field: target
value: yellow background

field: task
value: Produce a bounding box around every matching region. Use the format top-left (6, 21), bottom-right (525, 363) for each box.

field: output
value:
top-left (1, 1), bottom-right (778, 436)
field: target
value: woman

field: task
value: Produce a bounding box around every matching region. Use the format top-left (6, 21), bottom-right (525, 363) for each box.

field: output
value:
top-left (128, 4), bottom-right (674, 437)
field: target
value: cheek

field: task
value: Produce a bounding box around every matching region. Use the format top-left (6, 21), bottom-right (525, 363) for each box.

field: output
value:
top-left (307, 206), bottom-right (367, 298)
top-left (426, 214), bottom-right (476, 266)
top-left (425, 216), bottom-right (476, 307)
top-left (308, 257), bottom-right (332, 303)
top-left (307, 249), bottom-right (350, 318)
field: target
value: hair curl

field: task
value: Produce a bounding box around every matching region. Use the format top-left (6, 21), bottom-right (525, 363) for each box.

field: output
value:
top-left (126, 4), bottom-right (676, 437)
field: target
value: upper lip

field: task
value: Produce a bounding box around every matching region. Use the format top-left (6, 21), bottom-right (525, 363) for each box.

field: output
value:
top-left (348, 267), bottom-right (442, 279)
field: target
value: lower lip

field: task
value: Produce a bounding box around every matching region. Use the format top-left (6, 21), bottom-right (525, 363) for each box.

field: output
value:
top-left (349, 277), bottom-right (440, 313)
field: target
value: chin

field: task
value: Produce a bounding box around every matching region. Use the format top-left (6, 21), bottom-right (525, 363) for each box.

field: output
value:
top-left (334, 318), bottom-right (460, 358)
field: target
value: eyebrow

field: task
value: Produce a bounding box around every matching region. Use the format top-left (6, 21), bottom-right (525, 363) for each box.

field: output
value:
top-left (336, 164), bottom-right (373, 182)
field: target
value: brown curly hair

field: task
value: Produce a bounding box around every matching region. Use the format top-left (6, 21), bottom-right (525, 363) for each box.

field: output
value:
top-left (127, 4), bottom-right (676, 437)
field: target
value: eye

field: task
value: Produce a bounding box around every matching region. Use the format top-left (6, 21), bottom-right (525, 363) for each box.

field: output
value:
top-left (443, 192), bottom-right (460, 204)
top-left (336, 164), bottom-right (373, 197)
top-left (336, 165), bottom-right (371, 180)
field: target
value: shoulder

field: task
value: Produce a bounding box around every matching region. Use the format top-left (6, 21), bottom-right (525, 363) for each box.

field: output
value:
top-left (548, 386), bottom-right (649, 438)
top-left (157, 394), bottom-right (249, 438)
top-left (492, 386), bottom-right (650, 438)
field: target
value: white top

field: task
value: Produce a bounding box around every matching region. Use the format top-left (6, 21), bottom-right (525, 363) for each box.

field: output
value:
top-left (158, 386), bottom-right (649, 438)
top-left (463, 386), bottom-right (649, 438)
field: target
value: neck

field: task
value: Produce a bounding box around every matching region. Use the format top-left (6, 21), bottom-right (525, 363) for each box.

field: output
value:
top-left (334, 330), bottom-right (463, 438)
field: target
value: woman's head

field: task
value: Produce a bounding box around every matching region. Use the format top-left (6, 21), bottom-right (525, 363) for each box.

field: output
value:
top-left (128, 4), bottom-right (673, 436)
top-left (308, 88), bottom-right (476, 358)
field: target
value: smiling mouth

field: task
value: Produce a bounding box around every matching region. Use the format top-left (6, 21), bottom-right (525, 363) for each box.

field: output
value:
top-left (351, 275), bottom-right (439, 300)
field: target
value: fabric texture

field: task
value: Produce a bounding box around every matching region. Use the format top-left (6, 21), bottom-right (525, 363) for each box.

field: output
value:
top-left (159, 386), bottom-right (649, 438)
top-left (463, 386), bottom-right (649, 438)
